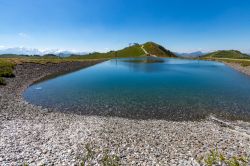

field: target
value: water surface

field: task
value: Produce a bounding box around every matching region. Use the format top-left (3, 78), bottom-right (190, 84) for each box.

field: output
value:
top-left (23, 58), bottom-right (250, 121)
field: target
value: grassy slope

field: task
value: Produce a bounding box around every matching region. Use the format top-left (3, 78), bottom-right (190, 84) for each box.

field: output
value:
top-left (200, 50), bottom-right (250, 67)
top-left (216, 59), bottom-right (250, 67)
top-left (143, 42), bottom-right (177, 57)
top-left (72, 42), bottom-right (177, 59)
top-left (0, 44), bottom-right (146, 85)
top-left (71, 44), bottom-right (145, 59)
top-left (202, 50), bottom-right (250, 59)
top-left (0, 59), bottom-right (15, 85)
top-left (0, 42), bottom-right (175, 85)
top-left (0, 56), bottom-right (100, 85)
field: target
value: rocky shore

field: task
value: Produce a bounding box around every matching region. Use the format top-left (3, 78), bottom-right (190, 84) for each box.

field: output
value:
top-left (225, 62), bottom-right (250, 77)
top-left (0, 61), bottom-right (250, 165)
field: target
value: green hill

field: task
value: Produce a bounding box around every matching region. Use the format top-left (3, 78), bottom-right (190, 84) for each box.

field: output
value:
top-left (71, 42), bottom-right (176, 59)
top-left (143, 42), bottom-right (177, 57)
top-left (71, 44), bottom-right (144, 59)
top-left (202, 50), bottom-right (250, 59)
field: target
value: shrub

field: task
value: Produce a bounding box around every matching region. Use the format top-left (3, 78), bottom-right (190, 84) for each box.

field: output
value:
top-left (0, 77), bottom-right (6, 85)
top-left (80, 144), bottom-right (120, 166)
top-left (0, 60), bottom-right (15, 78)
top-left (101, 150), bottom-right (120, 166)
top-left (0, 66), bottom-right (15, 77)
top-left (197, 149), bottom-right (248, 166)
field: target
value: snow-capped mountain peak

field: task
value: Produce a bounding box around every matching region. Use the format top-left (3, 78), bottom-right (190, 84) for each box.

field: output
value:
top-left (0, 47), bottom-right (88, 56)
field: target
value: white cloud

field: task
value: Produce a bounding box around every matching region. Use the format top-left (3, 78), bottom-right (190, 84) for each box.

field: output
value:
top-left (0, 45), bottom-right (5, 49)
top-left (0, 46), bottom-right (88, 56)
top-left (104, 48), bottom-right (111, 52)
top-left (18, 32), bottom-right (29, 38)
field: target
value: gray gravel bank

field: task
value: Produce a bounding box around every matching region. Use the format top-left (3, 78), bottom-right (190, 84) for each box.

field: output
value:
top-left (0, 61), bottom-right (249, 165)
top-left (225, 62), bottom-right (250, 77)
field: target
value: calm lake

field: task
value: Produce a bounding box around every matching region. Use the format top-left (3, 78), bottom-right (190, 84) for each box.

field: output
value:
top-left (23, 58), bottom-right (250, 121)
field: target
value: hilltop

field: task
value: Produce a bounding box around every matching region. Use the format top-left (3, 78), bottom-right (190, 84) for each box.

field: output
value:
top-left (142, 42), bottom-right (176, 57)
top-left (201, 50), bottom-right (250, 59)
top-left (0, 42), bottom-right (176, 59)
top-left (72, 42), bottom-right (177, 59)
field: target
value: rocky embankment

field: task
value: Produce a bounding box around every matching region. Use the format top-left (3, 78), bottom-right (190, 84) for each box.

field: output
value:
top-left (225, 62), bottom-right (250, 76)
top-left (0, 61), bottom-right (250, 165)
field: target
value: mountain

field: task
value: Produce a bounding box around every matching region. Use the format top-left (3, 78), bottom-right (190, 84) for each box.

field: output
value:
top-left (0, 47), bottom-right (87, 56)
top-left (0, 47), bottom-right (42, 55)
top-left (201, 50), bottom-right (250, 59)
top-left (175, 51), bottom-right (206, 57)
top-left (1, 42), bottom-right (176, 58)
top-left (74, 42), bottom-right (177, 59)
top-left (72, 44), bottom-right (145, 59)
top-left (143, 42), bottom-right (177, 57)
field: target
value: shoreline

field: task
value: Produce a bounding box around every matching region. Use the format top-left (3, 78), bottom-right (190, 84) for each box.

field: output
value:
top-left (224, 62), bottom-right (250, 76)
top-left (0, 61), bottom-right (250, 165)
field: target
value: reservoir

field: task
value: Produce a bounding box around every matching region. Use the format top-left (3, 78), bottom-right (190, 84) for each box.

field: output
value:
top-left (23, 58), bottom-right (250, 121)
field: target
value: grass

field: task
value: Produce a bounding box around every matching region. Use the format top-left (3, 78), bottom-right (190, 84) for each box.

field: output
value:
top-left (202, 50), bottom-right (250, 59)
top-left (0, 77), bottom-right (6, 85)
top-left (0, 59), bottom-right (16, 85)
top-left (22, 144), bottom-right (120, 166)
top-left (218, 58), bottom-right (250, 67)
top-left (72, 42), bottom-right (177, 59)
top-left (80, 144), bottom-right (120, 166)
top-left (202, 58), bottom-right (250, 67)
top-left (81, 143), bottom-right (96, 166)
top-left (0, 42), bottom-right (175, 86)
top-left (72, 44), bottom-right (145, 60)
top-left (143, 42), bottom-right (177, 57)
top-left (0, 59), bottom-right (15, 77)
top-left (197, 149), bottom-right (248, 166)
top-left (0, 56), bottom-right (105, 85)
top-left (200, 50), bottom-right (250, 67)
top-left (101, 150), bottom-right (120, 166)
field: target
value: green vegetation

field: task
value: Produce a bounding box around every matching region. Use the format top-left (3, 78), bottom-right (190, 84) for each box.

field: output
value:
top-left (71, 42), bottom-right (177, 59)
top-left (0, 59), bottom-right (15, 77)
top-left (199, 50), bottom-right (250, 67)
top-left (0, 77), bottom-right (6, 85)
top-left (143, 42), bottom-right (177, 57)
top-left (217, 59), bottom-right (250, 67)
top-left (81, 143), bottom-right (96, 166)
top-left (202, 50), bottom-right (250, 59)
top-left (101, 150), bottom-right (120, 166)
top-left (0, 56), bottom-right (100, 85)
top-left (80, 144), bottom-right (120, 166)
top-left (197, 149), bottom-right (248, 166)
top-left (0, 59), bottom-right (15, 85)
top-left (72, 44), bottom-right (145, 60)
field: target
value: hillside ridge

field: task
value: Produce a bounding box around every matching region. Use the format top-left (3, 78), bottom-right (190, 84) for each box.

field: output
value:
top-left (202, 50), bottom-right (250, 59)
top-left (78, 42), bottom-right (177, 59)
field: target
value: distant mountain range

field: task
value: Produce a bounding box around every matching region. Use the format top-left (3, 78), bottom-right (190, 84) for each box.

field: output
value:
top-left (0, 47), bottom-right (88, 56)
top-left (1, 45), bottom-right (249, 58)
top-left (0, 42), bottom-right (177, 58)
top-left (174, 51), bottom-right (207, 57)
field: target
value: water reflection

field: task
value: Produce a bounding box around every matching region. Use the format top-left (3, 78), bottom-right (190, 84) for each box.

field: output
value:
top-left (23, 58), bottom-right (250, 121)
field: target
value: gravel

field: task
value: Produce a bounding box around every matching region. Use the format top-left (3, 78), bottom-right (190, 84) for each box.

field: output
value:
top-left (0, 61), bottom-right (249, 165)
top-left (225, 62), bottom-right (250, 76)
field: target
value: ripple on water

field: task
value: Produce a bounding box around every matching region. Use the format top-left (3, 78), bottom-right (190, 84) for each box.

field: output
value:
top-left (23, 58), bottom-right (250, 121)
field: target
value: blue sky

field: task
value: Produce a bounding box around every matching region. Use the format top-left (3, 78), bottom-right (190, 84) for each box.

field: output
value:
top-left (0, 0), bottom-right (250, 53)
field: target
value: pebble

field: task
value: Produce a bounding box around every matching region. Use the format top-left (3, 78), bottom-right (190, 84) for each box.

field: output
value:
top-left (0, 62), bottom-right (249, 165)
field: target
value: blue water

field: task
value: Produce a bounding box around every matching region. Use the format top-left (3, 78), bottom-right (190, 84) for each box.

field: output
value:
top-left (23, 58), bottom-right (250, 121)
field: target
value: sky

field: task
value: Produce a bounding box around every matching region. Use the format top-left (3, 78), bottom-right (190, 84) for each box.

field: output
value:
top-left (0, 0), bottom-right (250, 53)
